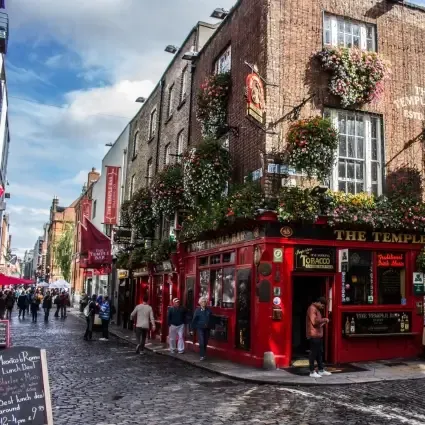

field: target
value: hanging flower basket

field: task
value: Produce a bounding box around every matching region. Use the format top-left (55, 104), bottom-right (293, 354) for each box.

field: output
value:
top-left (196, 72), bottom-right (231, 139)
top-left (151, 164), bottom-right (187, 218)
top-left (278, 187), bottom-right (320, 223)
top-left (316, 47), bottom-right (391, 107)
top-left (286, 117), bottom-right (338, 181)
top-left (129, 188), bottom-right (157, 237)
top-left (183, 139), bottom-right (231, 205)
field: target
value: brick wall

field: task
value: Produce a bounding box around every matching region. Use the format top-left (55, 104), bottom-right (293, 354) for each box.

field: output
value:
top-left (190, 0), bottom-right (269, 182)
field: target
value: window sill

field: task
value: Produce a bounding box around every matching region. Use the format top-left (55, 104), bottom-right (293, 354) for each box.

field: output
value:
top-left (165, 114), bottom-right (174, 124)
top-left (177, 97), bottom-right (187, 110)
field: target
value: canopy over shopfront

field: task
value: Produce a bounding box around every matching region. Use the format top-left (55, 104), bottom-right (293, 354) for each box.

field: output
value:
top-left (0, 273), bottom-right (34, 286)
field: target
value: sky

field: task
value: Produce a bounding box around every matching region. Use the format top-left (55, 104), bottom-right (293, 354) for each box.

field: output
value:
top-left (5, 0), bottom-right (236, 257)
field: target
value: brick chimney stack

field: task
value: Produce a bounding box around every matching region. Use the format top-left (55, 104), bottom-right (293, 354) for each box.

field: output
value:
top-left (87, 167), bottom-right (100, 187)
top-left (52, 195), bottom-right (59, 212)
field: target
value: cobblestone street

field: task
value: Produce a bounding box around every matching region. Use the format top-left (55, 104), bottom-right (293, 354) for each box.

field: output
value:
top-left (7, 312), bottom-right (425, 425)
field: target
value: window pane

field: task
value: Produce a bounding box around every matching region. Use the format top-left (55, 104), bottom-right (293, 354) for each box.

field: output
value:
top-left (371, 118), bottom-right (377, 139)
top-left (371, 138), bottom-right (377, 161)
top-left (347, 182), bottom-right (355, 194)
top-left (345, 22), bottom-right (352, 34)
top-left (338, 116), bottom-right (346, 133)
top-left (356, 137), bottom-right (364, 159)
top-left (339, 135), bottom-right (346, 156)
top-left (378, 266), bottom-right (405, 305)
top-left (210, 269), bottom-right (223, 307)
top-left (338, 181), bottom-right (346, 192)
top-left (367, 38), bottom-right (373, 51)
top-left (356, 116), bottom-right (364, 136)
top-left (223, 252), bottom-right (236, 263)
top-left (353, 24), bottom-right (360, 36)
top-left (347, 116), bottom-right (355, 136)
top-left (356, 182), bottom-right (364, 193)
top-left (210, 255), bottom-right (221, 265)
top-left (347, 161), bottom-right (355, 179)
top-left (372, 184), bottom-right (378, 196)
top-left (353, 36), bottom-right (360, 47)
top-left (199, 270), bottom-right (210, 301)
top-left (325, 30), bottom-right (331, 45)
top-left (371, 162), bottom-right (378, 181)
top-left (342, 251), bottom-right (373, 305)
top-left (222, 267), bottom-right (236, 308)
top-left (348, 136), bottom-right (355, 157)
top-left (199, 257), bottom-right (208, 267)
top-left (355, 162), bottom-right (363, 180)
top-left (338, 31), bottom-right (344, 46)
top-left (338, 161), bottom-right (346, 178)
top-left (345, 33), bottom-right (352, 48)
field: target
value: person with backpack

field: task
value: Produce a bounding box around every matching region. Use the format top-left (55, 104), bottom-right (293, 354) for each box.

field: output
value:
top-left (99, 296), bottom-right (111, 341)
top-left (30, 290), bottom-right (41, 323)
top-left (42, 291), bottom-right (53, 321)
top-left (84, 294), bottom-right (97, 341)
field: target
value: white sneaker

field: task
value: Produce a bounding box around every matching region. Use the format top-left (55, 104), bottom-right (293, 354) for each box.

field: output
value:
top-left (319, 370), bottom-right (332, 376)
top-left (309, 371), bottom-right (321, 378)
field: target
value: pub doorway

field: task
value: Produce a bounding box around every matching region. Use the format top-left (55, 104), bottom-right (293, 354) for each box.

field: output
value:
top-left (291, 275), bottom-right (329, 365)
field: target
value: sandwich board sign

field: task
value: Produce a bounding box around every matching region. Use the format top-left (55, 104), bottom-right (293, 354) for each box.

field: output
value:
top-left (0, 346), bottom-right (53, 424)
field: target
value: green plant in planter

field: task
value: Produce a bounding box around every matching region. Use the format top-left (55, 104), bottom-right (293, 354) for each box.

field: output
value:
top-left (278, 187), bottom-right (320, 223)
top-left (316, 47), bottom-right (391, 107)
top-left (196, 72), bottom-right (231, 139)
top-left (147, 239), bottom-right (178, 264)
top-left (183, 138), bottom-right (231, 205)
top-left (151, 164), bottom-right (187, 218)
top-left (227, 182), bottom-right (265, 219)
top-left (129, 188), bottom-right (157, 237)
top-left (286, 117), bottom-right (338, 181)
top-left (416, 248), bottom-right (425, 273)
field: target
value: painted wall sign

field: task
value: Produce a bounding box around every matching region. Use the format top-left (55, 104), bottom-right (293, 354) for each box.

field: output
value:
top-left (334, 230), bottom-right (425, 244)
top-left (294, 247), bottom-right (336, 271)
top-left (246, 73), bottom-right (265, 124)
top-left (0, 319), bottom-right (10, 348)
top-left (413, 272), bottom-right (425, 295)
top-left (394, 86), bottom-right (425, 121)
top-left (377, 253), bottom-right (405, 268)
top-left (104, 166), bottom-right (120, 225)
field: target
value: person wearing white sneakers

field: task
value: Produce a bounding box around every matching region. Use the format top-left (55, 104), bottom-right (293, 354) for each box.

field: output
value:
top-left (306, 296), bottom-right (331, 378)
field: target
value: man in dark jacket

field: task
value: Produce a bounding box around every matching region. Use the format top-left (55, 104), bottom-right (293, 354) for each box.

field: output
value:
top-left (17, 292), bottom-right (28, 319)
top-left (167, 298), bottom-right (186, 354)
top-left (191, 297), bottom-right (212, 361)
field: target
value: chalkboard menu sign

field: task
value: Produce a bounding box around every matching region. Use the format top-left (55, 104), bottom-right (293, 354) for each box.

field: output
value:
top-left (0, 320), bottom-right (9, 348)
top-left (294, 247), bottom-right (335, 271)
top-left (210, 316), bottom-right (228, 341)
top-left (342, 311), bottom-right (412, 336)
top-left (0, 346), bottom-right (53, 424)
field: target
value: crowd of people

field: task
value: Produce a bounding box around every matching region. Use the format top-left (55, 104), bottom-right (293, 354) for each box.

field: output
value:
top-left (0, 287), bottom-right (70, 322)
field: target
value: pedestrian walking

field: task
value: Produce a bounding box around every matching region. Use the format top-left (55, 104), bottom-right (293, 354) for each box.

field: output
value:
top-left (167, 298), bottom-right (186, 354)
top-left (80, 292), bottom-right (89, 313)
top-left (191, 297), bottom-right (212, 361)
top-left (306, 296), bottom-right (331, 378)
top-left (17, 291), bottom-right (28, 319)
top-left (54, 292), bottom-right (61, 318)
top-left (84, 294), bottom-right (97, 341)
top-left (130, 294), bottom-right (155, 354)
top-left (0, 291), bottom-right (5, 320)
top-left (42, 291), bottom-right (53, 321)
top-left (99, 296), bottom-right (111, 341)
top-left (30, 291), bottom-right (41, 323)
top-left (58, 291), bottom-right (68, 318)
top-left (26, 290), bottom-right (31, 315)
top-left (5, 291), bottom-right (15, 320)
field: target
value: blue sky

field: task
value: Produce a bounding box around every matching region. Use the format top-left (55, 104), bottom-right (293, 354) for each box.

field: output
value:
top-left (5, 0), bottom-right (236, 256)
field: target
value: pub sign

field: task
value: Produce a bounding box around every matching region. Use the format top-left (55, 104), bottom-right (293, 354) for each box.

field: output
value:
top-left (294, 247), bottom-right (336, 271)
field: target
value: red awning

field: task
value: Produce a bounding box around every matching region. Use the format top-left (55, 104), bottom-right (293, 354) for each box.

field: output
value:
top-left (0, 274), bottom-right (34, 286)
top-left (80, 219), bottom-right (112, 268)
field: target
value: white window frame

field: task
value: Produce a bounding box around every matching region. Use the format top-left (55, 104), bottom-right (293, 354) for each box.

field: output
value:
top-left (180, 66), bottom-right (188, 102)
top-left (214, 45), bottom-right (231, 74)
top-left (132, 130), bottom-right (139, 158)
top-left (165, 143), bottom-right (171, 165)
top-left (167, 84), bottom-right (174, 117)
top-left (149, 108), bottom-right (157, 138)
top-left (326, 109), bottom-right (382, 196)
top-left (176, 131), bottom-right (184, 163)
top-left (323, 14), bottom-right (376, 52)
top-left (147, 159), bottom-right (153, 185)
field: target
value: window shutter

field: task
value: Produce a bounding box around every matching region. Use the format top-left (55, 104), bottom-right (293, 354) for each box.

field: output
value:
top-left (360, 26), bottom-right (367, 50)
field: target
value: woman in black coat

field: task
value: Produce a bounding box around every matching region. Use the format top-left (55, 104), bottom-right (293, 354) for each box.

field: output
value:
top-left (42, 291), bottom-right (53, 322)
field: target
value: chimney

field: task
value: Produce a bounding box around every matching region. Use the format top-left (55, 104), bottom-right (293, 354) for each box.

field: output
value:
top-left (87, 167), bottom-right (100, 187)
top-left (52, 195), bottom-right (59, 212)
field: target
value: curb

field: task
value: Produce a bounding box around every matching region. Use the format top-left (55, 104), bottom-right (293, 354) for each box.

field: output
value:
top-left (71, 311), bottom-right (425, 387)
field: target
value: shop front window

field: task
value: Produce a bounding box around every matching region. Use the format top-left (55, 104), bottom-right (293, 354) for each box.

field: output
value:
top-left (342, 251), bottom-right (373, 305)
top-left (377, 253), bottom-right (405, 305)
top-left (199, 270), bottom-right (210, 300)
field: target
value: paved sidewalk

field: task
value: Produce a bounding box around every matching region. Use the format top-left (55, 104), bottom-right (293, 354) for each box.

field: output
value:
top-left (70, 308), bottom-right (425, 386)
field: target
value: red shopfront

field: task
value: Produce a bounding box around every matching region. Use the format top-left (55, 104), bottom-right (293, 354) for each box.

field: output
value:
top-left (182, 223), bottom-right (425, 369)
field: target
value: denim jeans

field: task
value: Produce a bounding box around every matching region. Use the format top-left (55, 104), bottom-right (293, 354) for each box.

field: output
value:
top-left (101, 319), bottom-right (110, 339)
top-left (309, 337), bottom-right (324, 372)
top-left (197, 328), bottom-right (209, 358)
top-left (135, 328), bottom-right (148, 352)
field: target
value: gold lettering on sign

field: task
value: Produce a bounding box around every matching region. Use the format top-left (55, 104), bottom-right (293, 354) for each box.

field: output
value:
top-left (333, 230), bottom-right (425, 244)
top-left (358, 231), bottom-right (366, 242)
top-left (383, 233), bottom-right (391, 243)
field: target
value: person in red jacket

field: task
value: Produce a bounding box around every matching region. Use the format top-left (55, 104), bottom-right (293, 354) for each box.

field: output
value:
top-left (306, 296), bottom-right (331, 378)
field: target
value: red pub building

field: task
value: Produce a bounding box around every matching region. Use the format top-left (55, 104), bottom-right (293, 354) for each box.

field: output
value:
top-left (124, 0), bottom-right (425, 369)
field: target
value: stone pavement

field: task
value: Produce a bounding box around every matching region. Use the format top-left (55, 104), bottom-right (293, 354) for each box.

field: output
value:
top-left (69, 309), bottom-right (425, 386)
top-left (7, 308), bottom-right (425, 424)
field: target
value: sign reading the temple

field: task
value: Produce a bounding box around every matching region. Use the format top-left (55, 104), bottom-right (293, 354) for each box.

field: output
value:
top-left (394, 86), bottom-right (425, 121)
top-left (246, 73), bottom-right (265, 124)
top-left (294, 247), bottom-right (335, 271)
top-left (334, 230), bottom-right (425, 244)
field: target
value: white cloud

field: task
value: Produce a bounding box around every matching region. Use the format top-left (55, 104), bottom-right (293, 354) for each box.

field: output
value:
top-left (7, 206), bottom-right (50, 216)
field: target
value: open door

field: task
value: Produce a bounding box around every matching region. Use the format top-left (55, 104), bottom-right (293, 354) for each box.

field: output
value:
top-left (324, 277), bottom-right (334, 363)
